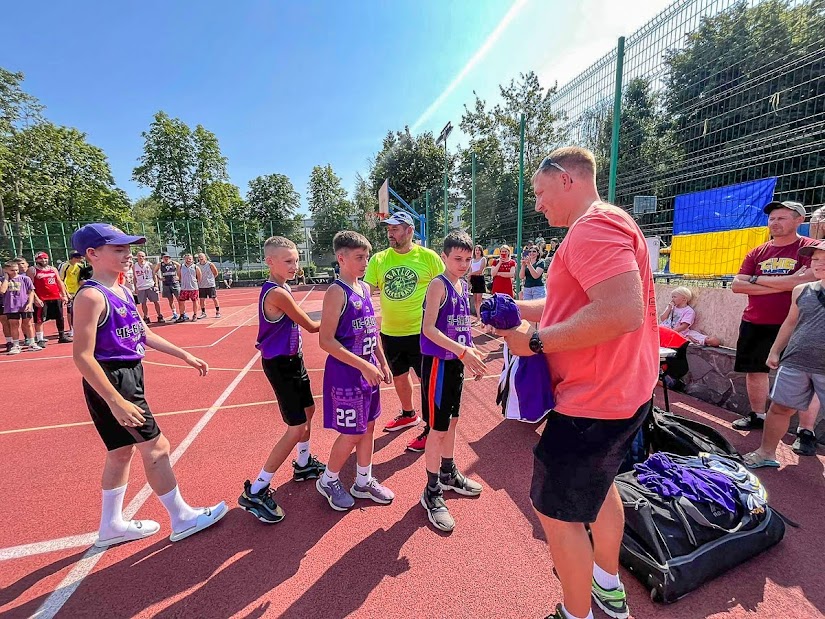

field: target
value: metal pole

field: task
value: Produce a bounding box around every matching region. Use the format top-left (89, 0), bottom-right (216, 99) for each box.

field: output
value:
top-left (425, 190), bottom-right (431, 246)
top-left (608, 36), bottom-right (625, 204)
top-left (443, 140), bottom-right (449, 236)
top-left (516, 113), bottom-right (525, 297)
top-left (471, 152), bottom-right (477, 243)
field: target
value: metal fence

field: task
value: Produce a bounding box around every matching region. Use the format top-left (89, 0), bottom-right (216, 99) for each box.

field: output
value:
top-left (459, 0), bottom-right (825, 284)
top-left (1, 220), bottom-right (318, 280)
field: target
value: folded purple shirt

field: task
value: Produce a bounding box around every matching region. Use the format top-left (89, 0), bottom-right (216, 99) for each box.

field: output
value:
top-left (480, 293), bottom-right (521, 330)
top-left (634, 453), bottom-right (738, 513)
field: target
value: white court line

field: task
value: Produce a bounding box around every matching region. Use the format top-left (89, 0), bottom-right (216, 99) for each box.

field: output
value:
top-left (32, 351), bottom-right (262, 618)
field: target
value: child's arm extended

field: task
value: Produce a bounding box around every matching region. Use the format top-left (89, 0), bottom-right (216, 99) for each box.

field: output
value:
top-left (143, 325), bottom-right (209, 376)
top-left (267, 287), bottom-right (320, 333)
top-left (766, 284), bottom-right (804, 369)
top-left (72, 288), bottom-right (149, 427)
top-left (422, 279), bottom-right (487, 377)
top-left (318, 284), bottom-right (383, 386)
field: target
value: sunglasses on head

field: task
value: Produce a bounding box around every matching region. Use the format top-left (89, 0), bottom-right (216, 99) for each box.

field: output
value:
top-left (540, 158), bottom-right (573, 181)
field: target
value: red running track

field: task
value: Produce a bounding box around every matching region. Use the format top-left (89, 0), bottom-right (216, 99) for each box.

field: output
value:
top-left (0, 286), bottom-right (823, 618)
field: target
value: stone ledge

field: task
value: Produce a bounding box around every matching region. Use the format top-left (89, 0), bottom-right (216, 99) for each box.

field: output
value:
top-left (682, 345), bottom-right (825, 444)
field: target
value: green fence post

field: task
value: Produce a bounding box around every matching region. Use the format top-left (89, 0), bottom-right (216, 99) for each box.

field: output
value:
top-left (471, 152), bottom-right (477, 243)
top-left (425, 190), bottom-right (430, 247)
top-left (608, 36), bottom-right (625, 204)
top-left (43, 223), bottom-right (52, 259)
top-left (27, 223), bottom-right (36, 258)
top-left (516, 114), bottom-right (525, 297)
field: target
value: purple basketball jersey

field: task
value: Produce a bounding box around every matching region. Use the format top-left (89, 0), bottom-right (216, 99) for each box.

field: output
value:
top-left (256, 281), bottom-right (301, 358)
top-left (497, 344), bottom-right (554, 423)
top-left (420, 275), bottom-right (472, 360)
top-left (82, 280), bottom-right (146, 362)
top-left (323, 279), bottom-right (381, 435)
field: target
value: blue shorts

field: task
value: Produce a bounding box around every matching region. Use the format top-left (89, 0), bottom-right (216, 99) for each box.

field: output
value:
top-left (522, 286), bottom-right (546, 301)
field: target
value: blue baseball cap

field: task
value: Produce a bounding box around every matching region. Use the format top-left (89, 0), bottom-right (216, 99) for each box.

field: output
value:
top-left (71, 223), bottom-right (146, 254)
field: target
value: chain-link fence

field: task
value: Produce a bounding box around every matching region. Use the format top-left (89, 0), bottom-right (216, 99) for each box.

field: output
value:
top-left (1, 220), bottom-right (319, 281)
top-left (456, 0), bottom-right (825, 285)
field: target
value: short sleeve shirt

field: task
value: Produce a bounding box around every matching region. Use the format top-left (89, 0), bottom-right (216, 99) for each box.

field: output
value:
top-left (364, 244), bottom-right (444, 336)
top-left (524, 260), bottom-right (546, 287)
top-left (661, 305), bottom-right (695, 329)
top-left (539, 203), bottom-right (659, 420)
top-left (3, 275), bottom-right (34, 313)
top-left (60, 262), bottom-right (82, 295)
top-left (738, 236), bottom-right (816, 325)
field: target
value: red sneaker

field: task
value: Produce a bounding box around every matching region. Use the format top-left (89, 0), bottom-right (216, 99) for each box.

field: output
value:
top-left (406, 431), bottom-right (428, 452)
top-left (383, 413), bottom-right (421, 432)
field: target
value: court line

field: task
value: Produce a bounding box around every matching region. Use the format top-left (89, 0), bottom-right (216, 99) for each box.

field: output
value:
top-left (33, 350), bottom-right (262, 618)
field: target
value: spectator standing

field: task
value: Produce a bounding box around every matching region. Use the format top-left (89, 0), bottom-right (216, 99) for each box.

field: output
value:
top-left (59, 251), bottom-right (85, 338)
top-left (29, 251), bottom-right (71, 345)
top-left (133, 251), bottom-right (164, 324)
top-left (178, 254), bottom-right (199, 322)
top-left (1, 260), bottom-right (39, 354)
top-left (155, 254), bottom-right (181, 321)
top-left (196, 253), bottom-right (221, 319)
top-left (520, 245), bottom-right (546, 301)
top-left (468, 245), bottom-right (487, 322)
top-left (730, 201), bottom-right (817, 432)
top-left (490, 245), bottom-right (516, 297)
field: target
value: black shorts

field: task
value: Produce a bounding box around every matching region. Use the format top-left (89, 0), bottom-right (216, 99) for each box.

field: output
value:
top-left (531, 399), bottom-right (651, 523)
top-left (83, 360), bottom-right (161, 451)
top-left (4, 311), bottom-right (33, 320)
top-left (261, 353), bottom-right (314, 426)
top-left (734, 320), bottom-right (781, 373)
top-left (421, 355), bottom-right (464, 432)
top-left (381, 333), bottom-right (422, 378)
top-left (35, 299), bottom-right (63, 323)
top-left (198, 287), bottom-right (217, 299)
top-left (470, 275), bottom-right (486, 294)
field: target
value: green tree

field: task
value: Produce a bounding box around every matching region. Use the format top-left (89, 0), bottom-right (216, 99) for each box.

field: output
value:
top-left (246, 173), bottom-right (302, 239)
top-left (307, 164), bottom-right (354, 250)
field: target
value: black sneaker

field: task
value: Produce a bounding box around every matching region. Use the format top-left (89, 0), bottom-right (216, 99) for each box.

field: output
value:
top-left (732, 412), bottom-right (764, 430)
top-left (58, 334), bottom-right (73, 344)
top-left (37, 339), bottom-right (47, 348)
top-left (420, 488), bottom-right (455, 532)
top-left (792, 429), bottom-right (818, 456)
top-left (143, 316), bottom-right (151, 324)
top-left (293, 454), bottom-right (326, 482)
top-left (156, 316), bottom-right (166, 323)
top-left (238, 480), bottom-right (284, 524)
top-left (544, 605), bottom-right (567, 619)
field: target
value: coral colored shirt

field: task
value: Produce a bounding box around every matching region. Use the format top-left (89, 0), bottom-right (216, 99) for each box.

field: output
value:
top-left (539, 203), bottom-right (659, 420)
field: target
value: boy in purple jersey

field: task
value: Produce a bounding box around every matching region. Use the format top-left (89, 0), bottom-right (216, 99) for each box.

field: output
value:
top-left (239, 236), bottom-right (325, 524)
top-left (420, 231), bottom-right (488, 532)
top-left (70, 223), bottom-right (226, 548)
top-left (317, 231), bottom-right (394, 511)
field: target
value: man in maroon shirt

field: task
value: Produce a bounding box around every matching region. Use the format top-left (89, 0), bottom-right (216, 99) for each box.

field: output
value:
top-left (731, 201), bottom-right (817, 432)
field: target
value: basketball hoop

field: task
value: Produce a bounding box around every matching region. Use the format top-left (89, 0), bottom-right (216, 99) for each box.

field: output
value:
top-left (366, 211), bottom-right (387, 230)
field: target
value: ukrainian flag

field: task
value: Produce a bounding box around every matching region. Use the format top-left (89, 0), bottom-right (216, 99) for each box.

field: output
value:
top-left (669, 178), bottom-right (776, 277)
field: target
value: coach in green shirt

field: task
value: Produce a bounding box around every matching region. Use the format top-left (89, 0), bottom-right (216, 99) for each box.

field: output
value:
top-left (364, 211), bottom-right (443, 452)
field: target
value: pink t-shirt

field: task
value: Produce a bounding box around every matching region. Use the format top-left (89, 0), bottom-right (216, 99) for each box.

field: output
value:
top-left (662, 305), bottom-right (695, 329)
top-left (539, 203), bottom-right (659, 420)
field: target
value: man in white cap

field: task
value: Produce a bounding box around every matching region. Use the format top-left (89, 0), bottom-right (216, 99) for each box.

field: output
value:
top-left (364, 211), bottom-right (444, 452)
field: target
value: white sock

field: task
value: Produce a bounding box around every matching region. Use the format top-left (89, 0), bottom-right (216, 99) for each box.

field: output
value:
top-left (356, 464), bottom-right (371, 486)
top-left (250, 469), bottom-right (274, 494)
top-left (593, 563), bottom-right (621, 590)
top-left (36, 333), bottom-right (45, 341)
top-left (5, 337), bottom-right (11, 343)
top-left (67, 329), bottom-right (74, 336)
top-left (296, 441), bottom-right (310, 467)
top-left (26, 338), bottom-right (35, 346)
top-left (99, 485), bottom-right (129, 538)
top-left (561, 606), bottom-right (593, 619)
top-left (321, 468), bottom-right (339, 486)
top-left (157, 486), bottom-right (201, 532)
top-left (755, 412), bottom-right (766, 419)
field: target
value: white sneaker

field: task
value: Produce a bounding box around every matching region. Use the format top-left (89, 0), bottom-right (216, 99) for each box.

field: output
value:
top-left (28, 342), bottom-right (43, 351)
top-left (199, 311), bottom-right (207, 319)
top-left (7, 345), bottom-right (22, 355)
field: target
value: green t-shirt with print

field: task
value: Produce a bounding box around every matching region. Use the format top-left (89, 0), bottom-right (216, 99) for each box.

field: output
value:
top-left (364, 244), bottom-right (444, 336)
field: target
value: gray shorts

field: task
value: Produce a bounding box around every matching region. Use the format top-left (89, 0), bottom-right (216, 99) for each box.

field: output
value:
top-left (770, 365), bottom-right (825, 411)
top-left (137, 288), bottom-right (159, 303)
top-left (523, 286), bottom-right (546, 301)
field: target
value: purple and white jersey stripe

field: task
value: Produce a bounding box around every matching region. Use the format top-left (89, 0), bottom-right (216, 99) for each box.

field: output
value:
top-left (83, 280), bottom-right (146, 362)
top-left (333, 279), bottom-right (378, 359)
top-left (420, 274), bottom-right (472, 360)
top-left (256, 281), bottom-right (301, 358)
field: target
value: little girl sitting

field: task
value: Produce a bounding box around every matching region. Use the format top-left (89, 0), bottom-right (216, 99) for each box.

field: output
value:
top-left (659, 286), bottom-right (721, 347)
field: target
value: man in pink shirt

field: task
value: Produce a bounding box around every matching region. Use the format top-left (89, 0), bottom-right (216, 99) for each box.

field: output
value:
top-left (498, 147), bottom-right (658, 619)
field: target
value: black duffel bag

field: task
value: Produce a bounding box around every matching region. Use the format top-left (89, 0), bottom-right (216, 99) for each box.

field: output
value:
top-left (616, 456), bottom-right (785, 603)
top-left (647, 407), bottom-right (740, 460)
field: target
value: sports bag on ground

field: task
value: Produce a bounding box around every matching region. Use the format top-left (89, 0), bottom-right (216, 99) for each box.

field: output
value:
top-left (647, 407), bottom-right (740, 460)
top-left (617, 453), bottom-right (785, 603)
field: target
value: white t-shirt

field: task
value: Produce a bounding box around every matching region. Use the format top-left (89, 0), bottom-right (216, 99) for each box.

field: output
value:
top-left (470, 258), bottom-right (487, 275)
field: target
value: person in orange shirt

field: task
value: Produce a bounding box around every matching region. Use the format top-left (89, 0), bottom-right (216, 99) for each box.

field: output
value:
top-left (496, 147), bottom-right (658, 619)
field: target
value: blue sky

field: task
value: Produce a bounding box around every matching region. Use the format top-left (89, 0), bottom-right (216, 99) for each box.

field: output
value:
top-left (1, 0), bottom-right (671, 214)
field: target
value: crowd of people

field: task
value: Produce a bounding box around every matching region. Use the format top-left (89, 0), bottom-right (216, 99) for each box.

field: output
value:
top-left (12, 145), bottom-right (824, 619)
top-left (0, 250), bottom-right (228, 355)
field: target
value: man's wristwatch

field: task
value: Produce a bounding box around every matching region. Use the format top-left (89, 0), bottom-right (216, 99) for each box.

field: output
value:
top-left (749, 275), bottom-right (759, 284)
top-left (528, 331), bottom-right (544, 354)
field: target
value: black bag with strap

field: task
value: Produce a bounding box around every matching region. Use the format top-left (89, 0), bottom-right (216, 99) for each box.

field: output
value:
top-left (647, 407), bottom-right (740, 460)
top-left (617, 454), bottom-right (785, 603)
